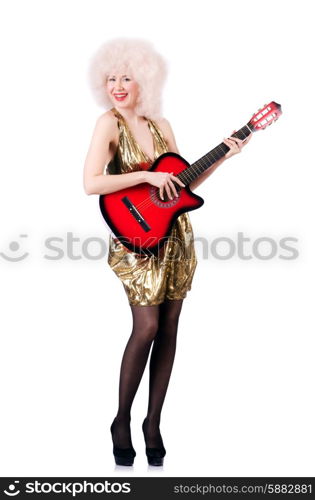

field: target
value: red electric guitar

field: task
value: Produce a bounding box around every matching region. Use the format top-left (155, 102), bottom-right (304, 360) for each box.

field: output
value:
top-left (99, 101), bottom-right (282, 256)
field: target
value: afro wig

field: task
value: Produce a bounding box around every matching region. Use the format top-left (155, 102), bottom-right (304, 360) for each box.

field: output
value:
top-left (87, 37), bottom-right (168, 120)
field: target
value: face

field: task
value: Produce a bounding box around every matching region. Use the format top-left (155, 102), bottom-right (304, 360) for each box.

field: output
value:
top-left (106, 72), bottom-right (140, 109)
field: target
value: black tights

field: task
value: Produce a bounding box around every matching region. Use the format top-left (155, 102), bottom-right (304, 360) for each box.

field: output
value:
top-left (111, 298), bottom-right (183, 449)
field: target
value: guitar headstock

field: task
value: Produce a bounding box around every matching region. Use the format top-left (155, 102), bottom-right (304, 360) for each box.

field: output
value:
top-left (248, 101), bottom-right (282, 131)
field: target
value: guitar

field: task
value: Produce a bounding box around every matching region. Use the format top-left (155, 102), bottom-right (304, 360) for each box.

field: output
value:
top-left (99, 101), bottom-right (282, 256)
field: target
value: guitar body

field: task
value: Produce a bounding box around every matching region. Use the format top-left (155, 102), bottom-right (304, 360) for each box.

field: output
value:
top-left (99, 152), bottom-right (204, 256)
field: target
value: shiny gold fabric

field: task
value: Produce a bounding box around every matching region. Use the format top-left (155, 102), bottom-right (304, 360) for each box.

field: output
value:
top-left (106, 107), bottom-right (197, 306)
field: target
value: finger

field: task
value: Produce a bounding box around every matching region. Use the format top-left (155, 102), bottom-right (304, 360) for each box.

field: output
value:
top-left (164, 182), bottom-right (172, 199)
top-left (223, 138), bottom-right (234, 147)
top-left (168, 179), bottom-right (178, 197)
top-left (162, 171), bottom-right (172, 181)
top-left (223, 139), bottom-right (239, 153)
top-left (160, 186), bottom-right (164, 200)
top-left (171, 174), bottom-right (185, 187)
top-left (226, 138), bottom-right (241, 150)
top-left (229, 136), bottom-right (242, 145)
top-left (227, 137), bottom-right (242, 148)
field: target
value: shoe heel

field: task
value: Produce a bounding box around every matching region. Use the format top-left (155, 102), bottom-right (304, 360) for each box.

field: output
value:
top-left (114, 454), bottom-right (135, 466)
top-left (113, 447), bottom-right (136, 466)
top-left (145, 446), bottom-right (166, 466)
top-left (147, 455), bottom-right (164, 466)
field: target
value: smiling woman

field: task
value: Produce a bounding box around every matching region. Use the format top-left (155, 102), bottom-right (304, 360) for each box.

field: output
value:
top-left (83, 37), bottom-right (249, 469)
top-left (84, 38), bottom-right (199, 468)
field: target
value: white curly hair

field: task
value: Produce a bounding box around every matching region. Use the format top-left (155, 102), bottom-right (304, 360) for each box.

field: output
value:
top-left (87, 37), bottom-right (168, 120)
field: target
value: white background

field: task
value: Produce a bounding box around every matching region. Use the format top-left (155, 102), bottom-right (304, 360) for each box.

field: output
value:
top-left (1, 0), bottom-right (314, 477)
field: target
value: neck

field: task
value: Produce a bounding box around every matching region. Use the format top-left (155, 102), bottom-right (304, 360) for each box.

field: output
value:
top-left (177, 123), bottom-right (254, 186)
top-left (113, 106), bottom-right (144, 126)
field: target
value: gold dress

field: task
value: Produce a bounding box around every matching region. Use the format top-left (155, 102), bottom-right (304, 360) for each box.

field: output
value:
top-left (106, 107), bottom-right (197, 306)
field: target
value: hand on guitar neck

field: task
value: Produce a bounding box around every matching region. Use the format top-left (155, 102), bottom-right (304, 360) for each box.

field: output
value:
top-left (223, 129), bottom-right (253, 159)
top-left (189, 129), bottom-right (253, 191)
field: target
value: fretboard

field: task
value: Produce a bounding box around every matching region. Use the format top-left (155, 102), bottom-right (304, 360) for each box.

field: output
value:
top-left (178, 122), bottom-right (254, 186)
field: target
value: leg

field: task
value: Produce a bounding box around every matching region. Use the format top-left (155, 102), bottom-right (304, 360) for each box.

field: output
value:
top-left (143, 298), bottom-right (184, 448)
top-left (111, 304), bottom-right (160, 449)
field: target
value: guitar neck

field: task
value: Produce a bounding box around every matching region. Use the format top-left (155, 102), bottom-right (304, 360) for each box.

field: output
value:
top-left (178, 122), bottom-right (255, 186)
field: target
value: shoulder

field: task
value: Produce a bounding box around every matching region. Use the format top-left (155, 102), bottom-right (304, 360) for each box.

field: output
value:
top-left (95, 109), bottom-right (118, 129)
top-left (153, 117), bottom-right (179, 153)
top-left (93, 109), bottom-right (119, 141)
top-left (154, 117), bottom-right (174, 137)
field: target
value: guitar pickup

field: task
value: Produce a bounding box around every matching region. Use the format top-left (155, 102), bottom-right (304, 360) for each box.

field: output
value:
top-left (122, 196), bottom-right (151, 232)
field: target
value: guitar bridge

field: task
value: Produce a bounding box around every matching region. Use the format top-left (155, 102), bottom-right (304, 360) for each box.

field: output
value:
top-left (122, 196), bottom-right (151, 232)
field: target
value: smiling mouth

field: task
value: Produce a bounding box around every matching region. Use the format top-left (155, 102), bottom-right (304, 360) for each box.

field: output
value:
top-left (114, 93), bottom-right (128, 101)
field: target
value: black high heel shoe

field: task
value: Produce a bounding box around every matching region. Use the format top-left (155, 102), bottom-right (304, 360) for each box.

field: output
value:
top-left (110, 419), bottom-right (136, 466)
top-left (142, 418), bottom-right (166, 466)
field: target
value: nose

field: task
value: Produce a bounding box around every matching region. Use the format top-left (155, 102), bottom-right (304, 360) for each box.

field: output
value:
top-left (115, 78), bottom-right (124, 91)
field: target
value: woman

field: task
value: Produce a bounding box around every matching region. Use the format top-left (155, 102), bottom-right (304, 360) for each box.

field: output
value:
top-left (83, 38), bottom-right (251, 466)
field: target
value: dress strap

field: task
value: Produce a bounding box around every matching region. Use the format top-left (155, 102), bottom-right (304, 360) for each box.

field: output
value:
top-left (111, 107), bottom-right (125, 131)
top-left (146, 119), bottom-right (168, 153)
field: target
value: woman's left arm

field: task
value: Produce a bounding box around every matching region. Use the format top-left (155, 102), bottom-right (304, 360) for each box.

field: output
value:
top-left (158, 119), bottom-right (252, 191)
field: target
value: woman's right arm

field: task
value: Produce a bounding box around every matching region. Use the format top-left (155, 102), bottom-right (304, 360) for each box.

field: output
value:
top-left (83, 113), bottom-right (148, 195)
top-left (83, 113), bottom-right (185, 198)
